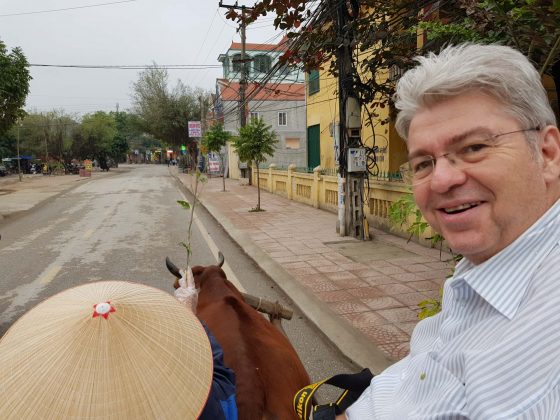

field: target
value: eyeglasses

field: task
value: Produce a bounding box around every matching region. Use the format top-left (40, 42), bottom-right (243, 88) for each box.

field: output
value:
top-left (400, 127), bottom-right (541, 186)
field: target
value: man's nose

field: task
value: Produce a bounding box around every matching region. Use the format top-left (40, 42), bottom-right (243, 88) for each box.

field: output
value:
top-left (429, 156), bottom-right (467, 193)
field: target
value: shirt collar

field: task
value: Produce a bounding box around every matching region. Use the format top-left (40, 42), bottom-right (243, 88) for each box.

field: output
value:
top-left (451, 198), bottom-right (560, 319)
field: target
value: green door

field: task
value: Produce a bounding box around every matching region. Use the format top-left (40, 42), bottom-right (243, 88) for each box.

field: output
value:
top-left (307, 124), bottom-right (320, 169)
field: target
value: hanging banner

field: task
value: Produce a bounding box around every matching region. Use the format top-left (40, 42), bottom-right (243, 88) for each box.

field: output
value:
top-left (188, 121), bottom-right (202, 138)
top-left (208, 152), bottom-right (220, 173)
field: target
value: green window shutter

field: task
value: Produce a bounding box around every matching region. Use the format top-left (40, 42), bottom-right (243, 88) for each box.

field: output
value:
top-left (308, 70), bottom-right (320, 95)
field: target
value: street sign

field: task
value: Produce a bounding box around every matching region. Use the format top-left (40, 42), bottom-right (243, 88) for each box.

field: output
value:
top-left (188, 121), bottom-right (202, 138)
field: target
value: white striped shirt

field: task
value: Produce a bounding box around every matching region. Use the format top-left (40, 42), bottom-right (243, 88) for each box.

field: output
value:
top-left (346, 198), bottom-right (560, 419)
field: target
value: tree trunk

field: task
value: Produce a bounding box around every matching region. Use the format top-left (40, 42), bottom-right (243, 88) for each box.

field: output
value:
top-left (221, 154), bottom-right (226, 192)
top-left (256, 161), bottom-right (261, 211)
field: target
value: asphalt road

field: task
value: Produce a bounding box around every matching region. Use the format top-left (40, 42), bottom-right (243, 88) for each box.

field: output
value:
top-left (0, 164), bottom-right (356, 402)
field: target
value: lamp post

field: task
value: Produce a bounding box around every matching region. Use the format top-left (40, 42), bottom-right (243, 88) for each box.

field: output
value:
top-left (16, 122), bottom-right (22, 182)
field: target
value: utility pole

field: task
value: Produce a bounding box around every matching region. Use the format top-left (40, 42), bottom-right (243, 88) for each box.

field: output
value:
top-left (219, 1), bottom-right (252, 180)
top-left (239, 6), bottom-right (247, 129)
top-left (219, 1), bottom-right (251, 130)
top-left (16, 123), bottom-right (22, 182)
top-left (199, 95), bottom-right (206, 137)
top-left (335, 0), bottom-right (365, 239)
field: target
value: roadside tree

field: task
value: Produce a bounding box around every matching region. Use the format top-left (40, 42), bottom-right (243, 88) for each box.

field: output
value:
top-left (19, 110), bottom-right (78, 162)
top-left (231, 118), bottom-right (277, 212)
top-left (0, 39), bottom-right (31, 137)
top-left (74, 111), bottom-right (117, 167)
top-left (202, 123), bottom-right (231, 192)
top-left (131, 65), bottom-right (209, 149)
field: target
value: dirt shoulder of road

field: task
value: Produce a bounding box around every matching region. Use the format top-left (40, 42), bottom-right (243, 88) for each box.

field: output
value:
top-left (0, 168), bottom-right (128, 224)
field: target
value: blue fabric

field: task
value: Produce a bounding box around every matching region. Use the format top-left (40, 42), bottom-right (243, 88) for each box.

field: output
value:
top-left (199, 324), bottom-right (238, 420)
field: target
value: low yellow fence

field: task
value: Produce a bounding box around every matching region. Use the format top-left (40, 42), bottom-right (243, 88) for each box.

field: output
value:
top-left (252, 164), bottom-right (430, 239)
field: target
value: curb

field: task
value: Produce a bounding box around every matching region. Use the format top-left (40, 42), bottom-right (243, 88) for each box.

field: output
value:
top-left (172, 171), bottom-right (394, 373)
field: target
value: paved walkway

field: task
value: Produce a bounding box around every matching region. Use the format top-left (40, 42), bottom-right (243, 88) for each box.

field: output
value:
top-left (174, 169), bottom-right (454, 370)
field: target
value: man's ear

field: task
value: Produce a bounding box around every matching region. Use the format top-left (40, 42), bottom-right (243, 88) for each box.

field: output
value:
top-left (540, 125), bottom-right (560, 184)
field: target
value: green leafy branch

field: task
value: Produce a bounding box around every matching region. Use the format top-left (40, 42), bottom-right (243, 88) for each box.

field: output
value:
top-left (177, 169), bottom-right (208, 267)
top-left (389, 193), bottom-right (465, 319)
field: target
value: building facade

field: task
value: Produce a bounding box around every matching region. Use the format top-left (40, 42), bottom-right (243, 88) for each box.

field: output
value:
top-left (214, 39), bottom-right (307, 179)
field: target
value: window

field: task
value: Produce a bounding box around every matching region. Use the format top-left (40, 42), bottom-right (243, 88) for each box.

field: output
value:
top-left (279, 64), bottom-right (291, 77)
top-left (232, 53), bottom-right (242, 73)
top-left (308, 70), bottom-right (320, 95)
top-left (250, 112), bottom-right (260, 121)
top-left (278, 112), bottom-right (287, 126)
top-left (285, 138), bottom-right (300, 150)
top-left (253, 54), bottom-right (271, 73)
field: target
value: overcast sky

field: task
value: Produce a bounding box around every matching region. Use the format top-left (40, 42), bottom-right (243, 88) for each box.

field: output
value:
top-left (0, 0), bottom-right (280, 116)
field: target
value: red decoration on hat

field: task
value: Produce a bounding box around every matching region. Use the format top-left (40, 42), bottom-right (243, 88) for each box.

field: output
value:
top-left (92, 301), bottom-right (116, 319)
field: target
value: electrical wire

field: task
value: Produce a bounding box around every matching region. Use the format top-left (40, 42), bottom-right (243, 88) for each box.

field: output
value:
top-left (29, 64), bottom-right (221, 69)
top-left (0, 0), bottom-right (137, 17)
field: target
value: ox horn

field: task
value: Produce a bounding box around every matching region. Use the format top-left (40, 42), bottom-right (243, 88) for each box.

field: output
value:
top-left (217, 251), bottom-right (224, 267)
top-left (165, 257), bottom-right (182, 279)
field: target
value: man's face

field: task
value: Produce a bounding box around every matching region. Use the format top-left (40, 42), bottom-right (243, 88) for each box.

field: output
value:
top-left (408, 92), bottom-right (550, 264)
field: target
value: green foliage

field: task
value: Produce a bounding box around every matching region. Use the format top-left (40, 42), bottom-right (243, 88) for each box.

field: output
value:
top-left (203, 123), bottom-right (232, 191)
top-left (388, 192), bottom-right (435, 244)
top-left (388, 193), bottom-right (461, 319)
top-left (418, 288), bottom-right (443, 320)
top-left (232, 118), bottom-right (278, 165)
top-left (202, 123), bottom-right (231, 153)
top-left (0, 132), bottom-right (16, 159)
top-left (132, 65), bottom-right (209, 148)
top-left (17, 110), bottom-right (79, 161)
top-left (232, 118), bottom-right (278, 211)
top-left (177, 170), bottom-right (208, 266)
top-left (76, 111), bottom-right (117, 161)
top-left (0, 39), bottom-right (31, 137)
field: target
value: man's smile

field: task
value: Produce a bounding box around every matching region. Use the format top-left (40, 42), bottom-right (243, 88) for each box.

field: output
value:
top-left (440, 201), bottom-right (483, 215)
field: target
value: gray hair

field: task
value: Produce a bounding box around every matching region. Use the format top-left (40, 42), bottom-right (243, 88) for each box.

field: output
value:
top-left (394, 43), bottom-right (557, 142)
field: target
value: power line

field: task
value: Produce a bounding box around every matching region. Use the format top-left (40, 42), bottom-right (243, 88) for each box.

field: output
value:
top-left (0, 0), bottom-right (137, 17)
top-left (29, 64), bottom-right (221, 70)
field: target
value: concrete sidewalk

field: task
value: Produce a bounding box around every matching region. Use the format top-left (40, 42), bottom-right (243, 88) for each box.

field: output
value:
top-left (174, 169), bottom-right (454, 372)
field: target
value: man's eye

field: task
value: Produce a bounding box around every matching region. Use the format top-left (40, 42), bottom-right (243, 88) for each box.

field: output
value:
top-left (461, 143), bottom-right (489, 154)
top-left (413, 159), bottom-right (432, 173)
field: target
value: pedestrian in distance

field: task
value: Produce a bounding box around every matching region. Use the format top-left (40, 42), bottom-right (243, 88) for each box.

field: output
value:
top-left (314, 43), bottom-right (560, 419)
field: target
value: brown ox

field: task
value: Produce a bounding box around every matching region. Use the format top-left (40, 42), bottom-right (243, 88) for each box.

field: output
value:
top-left (167, 255), bottom-right (311, 420)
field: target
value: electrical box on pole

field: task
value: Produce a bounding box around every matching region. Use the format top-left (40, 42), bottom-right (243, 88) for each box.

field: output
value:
top-left (347, 148), bottom-right (367, 172)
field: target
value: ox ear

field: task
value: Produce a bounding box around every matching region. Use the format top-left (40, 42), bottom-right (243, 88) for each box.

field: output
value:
top-left (165, 257), bottom-right (182, 279)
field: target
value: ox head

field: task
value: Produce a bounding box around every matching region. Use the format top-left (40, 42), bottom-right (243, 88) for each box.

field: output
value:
top-left (166, 252), bottom-right (225, 290)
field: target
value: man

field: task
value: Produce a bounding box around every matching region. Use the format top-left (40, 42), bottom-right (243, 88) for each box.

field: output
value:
top-left (342, 43), bottom-right (560, 418)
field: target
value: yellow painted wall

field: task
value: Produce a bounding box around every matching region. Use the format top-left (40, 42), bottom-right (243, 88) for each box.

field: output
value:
top-left (306, 59), bottom-right (408, 174)
top-left (306, 67), bottom-right (338, 169)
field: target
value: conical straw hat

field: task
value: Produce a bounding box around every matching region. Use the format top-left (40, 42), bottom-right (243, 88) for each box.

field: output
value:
top-left (0, 281), bottom-right (213, 419)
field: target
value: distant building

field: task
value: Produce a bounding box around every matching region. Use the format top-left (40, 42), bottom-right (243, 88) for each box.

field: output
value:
top-left (214, 38), bottom-right (307, 179)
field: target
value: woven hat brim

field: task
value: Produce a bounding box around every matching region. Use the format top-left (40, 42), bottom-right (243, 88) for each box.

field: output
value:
top-left (0, 281), bottom-right (213, 419)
